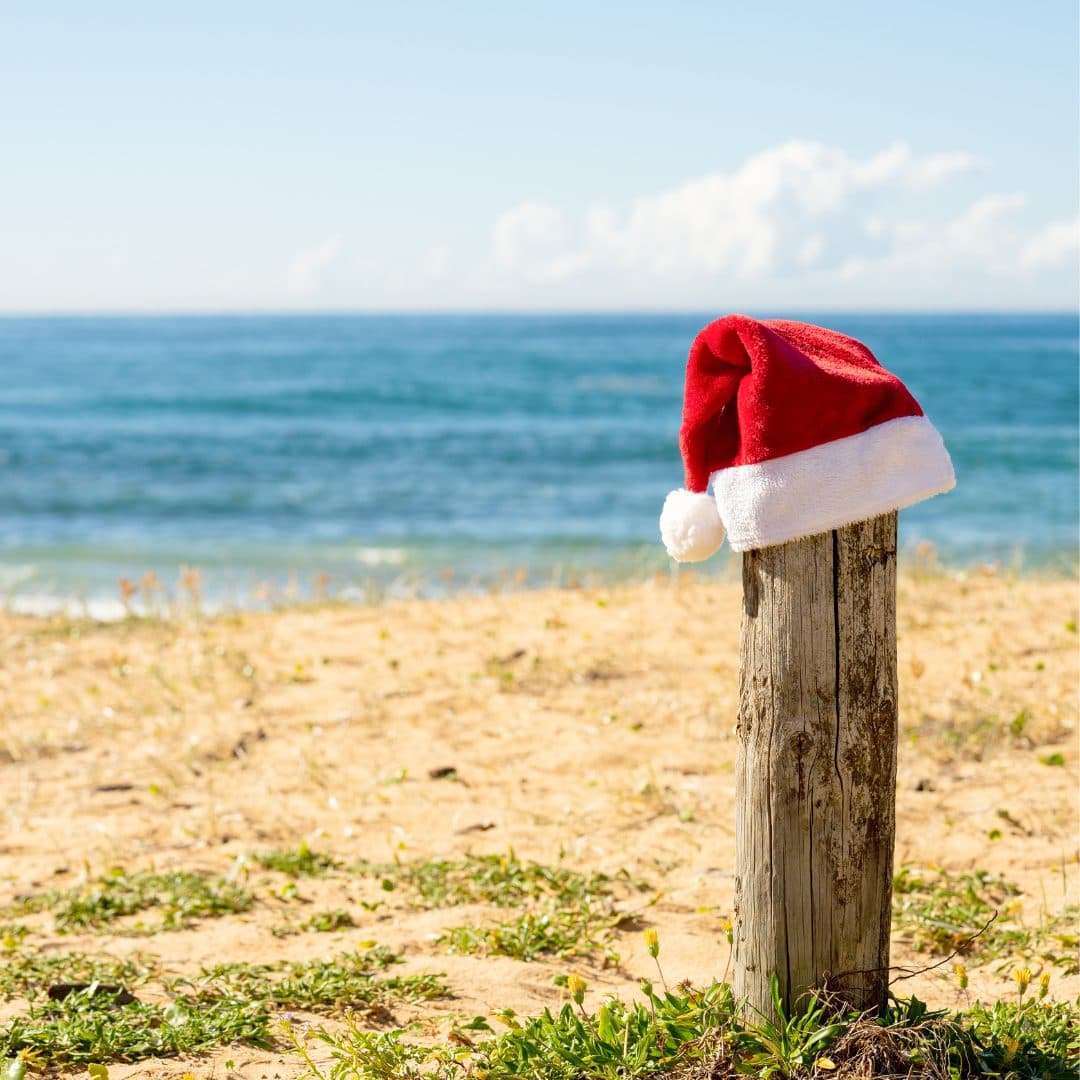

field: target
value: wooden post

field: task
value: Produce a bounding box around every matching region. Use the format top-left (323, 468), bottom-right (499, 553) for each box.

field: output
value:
top-left (733, 512), bottom-right (898, 1020)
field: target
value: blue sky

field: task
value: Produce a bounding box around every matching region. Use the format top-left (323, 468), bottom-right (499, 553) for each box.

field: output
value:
top-left (2, 1), bottom-right (1077, 312)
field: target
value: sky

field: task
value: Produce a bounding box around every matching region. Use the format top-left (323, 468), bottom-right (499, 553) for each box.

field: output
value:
top-left (1, 1), bottom-right (1077, 313)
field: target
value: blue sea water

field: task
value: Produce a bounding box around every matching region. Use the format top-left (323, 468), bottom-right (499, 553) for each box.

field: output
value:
top-left (0, 313), bottom-right (1076, 615)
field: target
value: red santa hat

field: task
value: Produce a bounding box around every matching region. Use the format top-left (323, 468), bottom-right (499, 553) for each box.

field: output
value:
top-left (660, 314), bottom-right (955, 560)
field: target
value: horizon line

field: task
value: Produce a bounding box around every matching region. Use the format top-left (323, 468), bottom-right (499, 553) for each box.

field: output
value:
top-left (0, 306), bottom-right (1077, 319)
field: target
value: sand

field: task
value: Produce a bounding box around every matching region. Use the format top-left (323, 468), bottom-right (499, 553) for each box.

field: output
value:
top-left (1, 571), bottom-right (1077, 1078)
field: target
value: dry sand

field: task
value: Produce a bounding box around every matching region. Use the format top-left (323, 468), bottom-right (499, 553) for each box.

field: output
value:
top-left (1, 571), bottom-right (1077, 1077)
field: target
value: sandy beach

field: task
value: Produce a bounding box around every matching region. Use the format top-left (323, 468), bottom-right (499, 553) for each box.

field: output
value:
top-left (1, 571), bottom-right (1077, 1078)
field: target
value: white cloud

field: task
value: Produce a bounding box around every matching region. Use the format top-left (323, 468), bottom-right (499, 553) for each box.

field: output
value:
top-left (797, 234), bottom-right (825, 268)
top-left (943, 193), bottom-right (1027, 261)
top-left (1020, 216), bottom-right (1080, 270)
top-left (493, 202), bottom-right (565, 269)
top-left (488, 141), bottom-right (1071, 298)
top-left (853, 142), bottom-right (985, 188)
top-left (422, 244), bottom-right (451, 278)
top-left (287, 235), bottom-right (344, 296)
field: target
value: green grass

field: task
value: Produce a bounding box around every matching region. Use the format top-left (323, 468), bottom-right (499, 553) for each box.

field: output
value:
top-left (5, 868), bottom-right (254, 933)
top-left (0, 926), bottom-right (29, 949)
top-left (2, 854), bottom-right (1075, 1076)
top-left (0, 987), bottom-right (271, 1067)
top-left (352, 850), bottom-right (640, 910)
top-left (892, 866), bottom-right (1023, 954)
top-left (960, 996), bottom-right (1079, 1078)
top-left (291, 978), bottom-right (735, 1080)
top-left (0, 946), bottom-right (449, 1070)
top-left (892, 865), bottom-right (1078, 972)
top-left (290, 975), bottom-right (1080, 1080)
top-left (299, 908), bottom-right (355, 933)
top-left (356, 851), bottom-right (643, 966)
top-left (1043, 908), bottom-right (1080, 974)
top-left (438, 907), bottom-right (622, 964)
top-left (271, 908), bottom-right (357, 937)
top-left (1, 935), bottom-right (1076, 1077)
top-left (0, 950), bottom-right (160, 1002)
top-left (172, 947), bottom-right (451, 1015)
top-left (253, 843), bottom-right (342, 877)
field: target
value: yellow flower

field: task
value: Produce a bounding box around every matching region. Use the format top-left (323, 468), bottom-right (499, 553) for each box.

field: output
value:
top-left (1039, 971), bottom-right (1051, 999)
top-left (643, 928), bottom-right (660, 958)
top-left (721, 917), bottom-right (734, 945)
top-left (566, 973), bottom-right (587, 1005)
top-left (954, 963), bottom-right (968, 991)
top-left (1013, 967), bottom-right (1032, 995)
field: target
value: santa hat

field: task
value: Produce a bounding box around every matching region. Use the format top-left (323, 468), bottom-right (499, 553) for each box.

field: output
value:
top-left (660, 315), bottom-right (955, 560)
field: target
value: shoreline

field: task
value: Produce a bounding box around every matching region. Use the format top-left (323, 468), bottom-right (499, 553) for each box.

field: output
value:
top-left (3, 549), bottom-right (1078, 624)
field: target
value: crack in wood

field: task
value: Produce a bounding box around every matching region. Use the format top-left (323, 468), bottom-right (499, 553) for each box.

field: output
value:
top-left (734, 513), bottom-right (898, 1021)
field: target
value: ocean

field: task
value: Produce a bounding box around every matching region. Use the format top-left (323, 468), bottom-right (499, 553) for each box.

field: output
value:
top-left (2, 313), bottom-right (1076, 617)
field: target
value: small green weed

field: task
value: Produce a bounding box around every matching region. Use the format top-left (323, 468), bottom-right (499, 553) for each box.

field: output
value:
top-left (353, 851), bottom-right (638, 910)
top-left (290, 978), bottom-right (734, 1080)
top-left (958, 996), bottom-right (1079, 1078)
top-left (438, 908), bottom-right (621, 964)
top-left (0, 950), bottom-right (160, 1002)
top-left (892, 866), bottom-right (1024, 955)
top-left (6, 869), bottom-right (253, 933)
top-left (300, 909), bottom-right (356, 933)
top-left (1044, 906), bottom-right (1080, 974)
top-left (0, 946), bottom-right (450, 1069)
top-left (175, 947), bottom-right (450, 1014)
top-left (729, 974), bottom-right (847, 1077)
top-left (356, 852), bottom-right (641, 968)
top-left (0, 986), bottom-right (271, 1066)
top-left (0, 926), bottom-right (28, 950)
top-left (892, 866), bottom-right (1078, 971)
top-left (290, 973), bottom-right (1080, 1080)
top-left (253, 843), bottom-right (342, 877)
top-left (271, 908), bottom-right (356, 938)
top-left (822, 991), bottom-right (1080, 1079)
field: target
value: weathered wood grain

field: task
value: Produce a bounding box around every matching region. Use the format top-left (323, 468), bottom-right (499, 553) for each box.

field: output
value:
top-left (733, 512), bottom-right (898, 1019)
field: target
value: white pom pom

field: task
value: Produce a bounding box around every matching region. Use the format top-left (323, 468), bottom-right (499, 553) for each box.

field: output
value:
top-left (660, 489), bottom-right (726, 563)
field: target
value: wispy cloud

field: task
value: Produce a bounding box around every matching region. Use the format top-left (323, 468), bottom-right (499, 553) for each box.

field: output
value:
top-left (493, 202), bottom-right (566, 271)
top-left (489, 140), bottom-right (1068, 295)
top-left (421, 244), bottom-right (451, 278)
top-left (287, 235), bottom-right (344, 296)
top-left (1020, 216), bottom-right (1080, 271)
